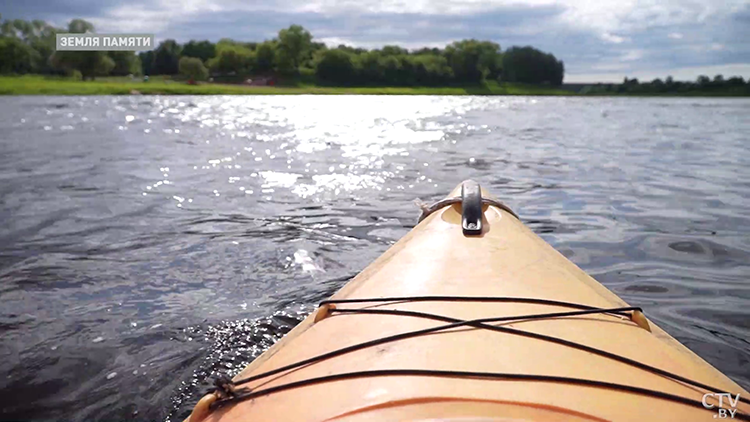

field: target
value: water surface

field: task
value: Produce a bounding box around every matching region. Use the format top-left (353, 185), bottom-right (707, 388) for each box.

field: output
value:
top-left (0, 95), bottom-right (748, 420)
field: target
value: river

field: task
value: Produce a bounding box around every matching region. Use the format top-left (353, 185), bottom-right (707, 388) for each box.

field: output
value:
top-left (1, 95), bottom-right (748, 420)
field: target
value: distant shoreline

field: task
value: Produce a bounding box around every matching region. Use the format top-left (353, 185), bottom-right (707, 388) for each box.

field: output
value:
top-left (1, 76), bottom-right (749, 96)
top-left (0, 76), bottom-right (571, 96)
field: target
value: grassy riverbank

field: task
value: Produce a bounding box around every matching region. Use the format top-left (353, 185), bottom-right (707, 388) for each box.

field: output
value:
top-left (2, 75), bottom-right (748, 96)
top-left (0, 75), bottom-right (571, 95)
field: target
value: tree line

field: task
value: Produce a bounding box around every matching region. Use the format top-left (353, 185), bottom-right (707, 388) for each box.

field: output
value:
top-left (147, 28), bottom-right (565, 86)
top-left (0, 17), bottom-right (140, 79)
top-left (3, 15), bottom-right (748, 93)
top-left (0, 16), bottom-right (565, 86)
top-left (582, 75), bottom-right (749, 94)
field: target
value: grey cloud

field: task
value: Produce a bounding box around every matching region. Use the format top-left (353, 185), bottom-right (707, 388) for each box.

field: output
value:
top-left (1, 0), bottom-right (143, 23)
top-left (159, 4), bottom-right (565, 45)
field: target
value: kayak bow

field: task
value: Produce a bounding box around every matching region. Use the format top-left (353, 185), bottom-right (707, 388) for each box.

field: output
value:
top-left (190, 180), bottom-right (749, 422)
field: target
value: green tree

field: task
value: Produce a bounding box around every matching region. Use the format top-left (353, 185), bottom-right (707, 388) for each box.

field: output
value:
top-left (315, 48), bottom-right (357, 84)
top-left (49, 19), bottom-right (114, 79)
top-left (380, 45), bottom-right (408, 56)
top-left (358, 51), bottom-right (384, 84)
top-left (411, 54), bottom-right (453, 86)
top-left (379, 55), bottom-right (402, 85)
top-left (303, 42), bottom-right (327, 69)
top-left (275, 25), bottom-right (312, 74)
top-left (108, 51), bottom-right (141, 75)
top-left (712, 74), bottom-right (724, 88)
top-left (29, 36), bottom-right (57, 73)
top-left (255, 41), bottom-right (276, 73)
top-left (179, 56), bottom-right (209, 81)
top-left (650, 78), bottom-right (665, 92)
top-left (414, 47), bottom-right (442, 56)
top-left (182, 40), bottom-right (216, 63)
top-left (0, 37), bottom-right (40, 73)
top-left (0, 17), bottom-right (60, 74)
top-left (153, 39), bottom-right (182, 74)
top-left (501, 46), bottom-right (563, 85)
top-left (139, 50), bottom-right (154, 75)
top-left (207, 44), bottom-right (255, 75)
top-left (726, 76), bottom-right (745, 86)
top-left (50, 50), bottom-right (114, 79)
top-left (444, 40), bottom-right (502, 83)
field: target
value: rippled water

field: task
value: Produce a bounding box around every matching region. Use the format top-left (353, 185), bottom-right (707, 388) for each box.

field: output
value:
top-left (0, 95), bottom-right (748, 421)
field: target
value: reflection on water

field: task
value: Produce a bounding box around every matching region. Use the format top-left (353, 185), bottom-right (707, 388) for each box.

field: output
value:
top-left (0, 96), bottom-right (749, 421)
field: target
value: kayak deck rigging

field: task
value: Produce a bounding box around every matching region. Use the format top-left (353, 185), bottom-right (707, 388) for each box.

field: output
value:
top-left (197, 296), bottom-right (748, 421)
top-left (188, 181), bottom-right (750, 422)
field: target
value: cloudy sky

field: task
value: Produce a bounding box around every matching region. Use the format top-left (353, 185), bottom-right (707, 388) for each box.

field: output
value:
top-left (3, 0), bottom-right (750, 82)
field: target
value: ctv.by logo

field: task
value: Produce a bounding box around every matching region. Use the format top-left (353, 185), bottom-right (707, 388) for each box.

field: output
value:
top-left (702, 393), bottom-right (741, 419)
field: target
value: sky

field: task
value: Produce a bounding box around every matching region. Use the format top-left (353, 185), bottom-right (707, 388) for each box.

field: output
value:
top-left (3, 0), bottom-right (750, 82)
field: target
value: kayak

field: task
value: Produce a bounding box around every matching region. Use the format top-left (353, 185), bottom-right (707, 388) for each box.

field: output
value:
top-left (190, 181), bottom-right (749, 422)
